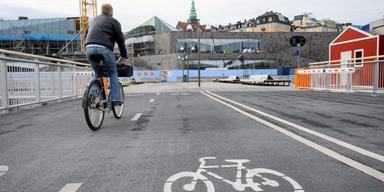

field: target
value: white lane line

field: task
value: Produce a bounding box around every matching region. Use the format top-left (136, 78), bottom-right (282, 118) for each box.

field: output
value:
top-left (59, 183), bottom-right (82, 192)
top-left (0, 165), bottom-right (8, 176)
top-left (156, 93), bottom-right (160, 96)
top-left (149, 99), bottom-right (155, 103)
top-left (125, 94), bottom-right (144, 97)
top-left (171, 93), bottom-right (180, 96)
top-left (131, 113), bottom-right (142, 121)
top-left (201, 91), bottom-right (384, 182)
top-left (205, 91), bottom-right (384, 163)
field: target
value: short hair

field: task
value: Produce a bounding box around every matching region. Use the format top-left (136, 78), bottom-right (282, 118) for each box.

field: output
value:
top-left (101, 4), bottom-right (113, 15)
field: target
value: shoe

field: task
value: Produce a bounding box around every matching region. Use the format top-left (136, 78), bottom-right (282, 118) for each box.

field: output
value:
top-left (112, 101), bottom-right (124, 106)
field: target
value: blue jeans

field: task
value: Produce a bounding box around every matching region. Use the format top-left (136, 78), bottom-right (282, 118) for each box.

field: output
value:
top-left (86, 47), bottom-right (122, 102)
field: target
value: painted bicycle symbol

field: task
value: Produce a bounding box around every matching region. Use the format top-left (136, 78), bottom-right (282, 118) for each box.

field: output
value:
top-left (164, 157), bottom-right (304, 192)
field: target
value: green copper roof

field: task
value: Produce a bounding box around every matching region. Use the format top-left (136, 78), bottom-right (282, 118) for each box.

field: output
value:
top-left (189, 0), bottom-right (197, 20)
top-left (127, 16), bottom-right (176, 38)
top-left (140, 16), bottom-right (177, 33)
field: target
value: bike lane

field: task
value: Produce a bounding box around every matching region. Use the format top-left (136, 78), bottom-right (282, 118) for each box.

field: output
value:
top-left (72, 91), bottom-right (383, 192)
top-left (0, 91), bottom-right (383, 191)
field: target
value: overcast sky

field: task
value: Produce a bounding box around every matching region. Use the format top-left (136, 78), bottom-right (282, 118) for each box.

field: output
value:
top-left (1, 0), bottom-right (383, 31)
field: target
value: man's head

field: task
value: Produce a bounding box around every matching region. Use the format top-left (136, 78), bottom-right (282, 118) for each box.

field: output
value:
top-left (101, 4), bottom-right (113, 17)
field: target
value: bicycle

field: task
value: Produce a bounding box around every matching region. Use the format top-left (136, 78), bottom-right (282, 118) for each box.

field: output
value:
top-left (164, 157), bottom-right (304, 192)
top-left (82, 54), bottom-right (125, 131)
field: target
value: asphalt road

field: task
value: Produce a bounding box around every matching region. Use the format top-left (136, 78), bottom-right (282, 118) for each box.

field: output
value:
top-left (0, 83), bottom-right (383, 192)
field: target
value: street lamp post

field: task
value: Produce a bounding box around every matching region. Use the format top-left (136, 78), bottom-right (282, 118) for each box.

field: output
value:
top-left (197, 28), bottom-right (201, 87)
top-left (179, 46), bottom-right (191, 83)
top-left (177, 55), bottom-right (184, 82)
top-left (190, 46), bottom-right (196, 84)
top-left (186, 54), bottom-right (189, 83)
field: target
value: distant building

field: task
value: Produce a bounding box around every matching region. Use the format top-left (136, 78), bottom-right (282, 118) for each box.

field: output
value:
top-left (176, 0), bottom-right (207, 32)
top-left (125, 9), bottom-right (338, 70)
top-left (0, 17), bottom-right (81, 55)
top-left (369, 18), bottom-right (384, 35)
top-left (125, 16), bottom-right (177, 57)
top-left (292, 13), bottom-right (351, 32)
top-left (251, 11), bottom-right (291, 32)
top-left (213, 11), bottom-right (291, 32)
top-left (124, 31), bottom-right (337, 70)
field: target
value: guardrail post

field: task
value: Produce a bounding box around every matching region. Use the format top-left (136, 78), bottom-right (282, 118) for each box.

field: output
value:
top-left (58, 64), bottom-right (62, 98)
top-left (373, 58), bottom-right (379, 94)
top-left (34, 64), bottom-right (40, 103)
top-left (73, 67), bottom-right (77, 97)
top-left (0, 55), bottom-right (9, 110)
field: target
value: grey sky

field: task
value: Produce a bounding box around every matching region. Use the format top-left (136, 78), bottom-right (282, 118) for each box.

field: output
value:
top-left (1, 0), bottom-right (383, 31)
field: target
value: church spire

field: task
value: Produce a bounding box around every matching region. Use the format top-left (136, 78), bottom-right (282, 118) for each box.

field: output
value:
top-left (189, 0), bottom-right (197, 21)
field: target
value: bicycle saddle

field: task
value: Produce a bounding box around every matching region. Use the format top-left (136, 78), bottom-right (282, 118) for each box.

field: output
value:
top-left (225, 159), bottom-right (250, 164)
top-left (90, 54), bottom-right (109, 77)
top-left (89, 54), bottom-right (105, 64)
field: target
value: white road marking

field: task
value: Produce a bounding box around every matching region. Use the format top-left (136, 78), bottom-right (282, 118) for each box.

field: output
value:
top-left (149, 99), bottom-right (155, 103)
top-left (205, 91), bottom-right (384, 163)
top-left (156, 93), bottom-right (160, 96)
top-left (0, 165), bottom-right (8, 176)
top-left (59, 183), bottom-right (82, 192)
top-left (201, 91), bottom-right (384, 182)
top-left (171, 93), bottom-right (191, 96)
top-left (131, 113), bottom-right (142, 121)
top-left (125, 94), bottom-right (144, 97)
top-left (164, 157), bottom-right (303, 192)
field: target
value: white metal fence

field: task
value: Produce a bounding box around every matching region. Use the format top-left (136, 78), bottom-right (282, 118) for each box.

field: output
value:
top-left (297, 55), bottom-right (384, 94)
top-left (0, 52), bottom-right (92, 110)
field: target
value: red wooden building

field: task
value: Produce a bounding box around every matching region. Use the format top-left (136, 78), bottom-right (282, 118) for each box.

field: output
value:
top-left (329, 26), bottom-right (384, 88)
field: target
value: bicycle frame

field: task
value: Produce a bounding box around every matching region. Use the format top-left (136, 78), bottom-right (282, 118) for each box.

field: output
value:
top-left (91, 76), bottom-right (112, 113)
top-left (188, 157), bottom-right (260, 191)
top-left (100, 77), bottom-right (110, 94)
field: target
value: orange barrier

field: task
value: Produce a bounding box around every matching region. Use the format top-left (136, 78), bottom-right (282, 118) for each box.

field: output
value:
top-left (294, 68), bottom-right (311, 89)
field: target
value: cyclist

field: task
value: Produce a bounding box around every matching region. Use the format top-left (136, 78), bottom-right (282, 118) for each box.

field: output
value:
top-left (85, 3), bottom-right (127, 106)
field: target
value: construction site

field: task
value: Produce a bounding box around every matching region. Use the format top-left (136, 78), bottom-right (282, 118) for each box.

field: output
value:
top-left (0, 0), bottom-right (98, 62)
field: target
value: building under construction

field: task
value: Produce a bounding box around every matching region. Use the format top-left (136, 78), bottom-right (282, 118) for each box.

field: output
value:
top-left (0, 17), bottom-right (81, 56)
top-left (125, 16), bottom-right (177, 57)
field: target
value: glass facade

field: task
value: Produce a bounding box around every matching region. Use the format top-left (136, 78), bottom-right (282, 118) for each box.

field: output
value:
top-left (176, 38), bottom-right (261, 54)
top-left (0, 18), bottom-right (80, 41)
top-left (126, 17), bottom-right (176, 38)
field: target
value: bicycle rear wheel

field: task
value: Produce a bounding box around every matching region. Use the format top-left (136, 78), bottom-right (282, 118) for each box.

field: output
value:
top-left (112, 83), bottom-right (125, 119)
top-left (84, 80), bottom-right (105, 131)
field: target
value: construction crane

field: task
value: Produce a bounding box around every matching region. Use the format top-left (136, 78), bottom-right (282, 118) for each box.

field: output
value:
top-left (80, 0), bottom-right (98, 52)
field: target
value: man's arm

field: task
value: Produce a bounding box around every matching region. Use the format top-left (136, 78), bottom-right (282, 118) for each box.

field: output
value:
top-left (113, 20), bottom-right (128, 58)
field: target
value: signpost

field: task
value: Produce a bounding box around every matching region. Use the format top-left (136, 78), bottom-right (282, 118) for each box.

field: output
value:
top-left (290, 36), bottom-right (306, 68)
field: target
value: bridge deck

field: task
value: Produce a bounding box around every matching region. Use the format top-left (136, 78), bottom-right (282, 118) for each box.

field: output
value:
top-left (0, 83), bottom-right (383, 191)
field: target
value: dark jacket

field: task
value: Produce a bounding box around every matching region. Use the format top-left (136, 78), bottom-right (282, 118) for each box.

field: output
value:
top-left (85, 14), bottom-right (127, 58)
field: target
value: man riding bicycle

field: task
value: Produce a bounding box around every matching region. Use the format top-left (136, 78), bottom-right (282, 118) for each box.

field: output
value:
top-left (85, 3), bottom-right (127, 106)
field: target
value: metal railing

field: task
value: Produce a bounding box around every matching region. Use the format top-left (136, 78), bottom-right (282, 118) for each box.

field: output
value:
top-left (0, 49), bottom-right (92, 111)
top-left (296, 55), bottom-right (384, 94)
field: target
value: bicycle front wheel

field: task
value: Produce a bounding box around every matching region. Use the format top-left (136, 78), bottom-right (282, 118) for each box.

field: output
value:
top-left (84, 80), bottom-right (105, 131)
top-left (245, 168), bottom-right (304, 192)
top-left (112, 83), bottom-right (125, 119)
